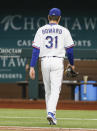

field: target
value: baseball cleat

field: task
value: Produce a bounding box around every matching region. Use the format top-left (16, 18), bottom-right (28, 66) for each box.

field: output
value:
top-left (47, 112), bottom-right (57, 125)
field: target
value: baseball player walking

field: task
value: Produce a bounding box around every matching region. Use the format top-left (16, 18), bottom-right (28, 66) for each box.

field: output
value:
top-left (29, 8), bottom-right (75, 125)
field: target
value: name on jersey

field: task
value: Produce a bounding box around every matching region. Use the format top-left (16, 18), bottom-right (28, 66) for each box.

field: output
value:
top-left (42, 28), bottom-right (62, 34)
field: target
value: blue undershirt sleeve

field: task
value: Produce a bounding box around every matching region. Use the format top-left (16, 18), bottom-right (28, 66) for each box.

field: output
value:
top-left (66, 47), bottom-right (74, 65)
top-left (30, 47), bottom-right (40, 67)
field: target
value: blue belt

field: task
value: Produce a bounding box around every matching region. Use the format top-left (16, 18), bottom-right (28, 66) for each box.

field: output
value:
top-left (41, 56), bottom-right (64, 58)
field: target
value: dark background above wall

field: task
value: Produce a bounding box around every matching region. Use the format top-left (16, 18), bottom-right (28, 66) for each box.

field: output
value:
top-left (0, 0), bottom-right (97, 11)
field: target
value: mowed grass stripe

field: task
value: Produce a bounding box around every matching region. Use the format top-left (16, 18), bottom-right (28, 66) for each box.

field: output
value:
top-left (0, 109), bottom-right (97, 128)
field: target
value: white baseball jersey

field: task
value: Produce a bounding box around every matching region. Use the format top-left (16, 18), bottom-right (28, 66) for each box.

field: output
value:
top-left (32, 24), bottom-right (74, 58)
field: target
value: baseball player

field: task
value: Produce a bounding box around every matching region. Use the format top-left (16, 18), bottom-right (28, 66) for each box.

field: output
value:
top-left (29, 8), bottom-right (75, 125)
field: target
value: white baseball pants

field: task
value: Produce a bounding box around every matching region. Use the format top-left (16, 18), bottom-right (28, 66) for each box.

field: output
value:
top-left (41, 57), bottom-right (64, 115)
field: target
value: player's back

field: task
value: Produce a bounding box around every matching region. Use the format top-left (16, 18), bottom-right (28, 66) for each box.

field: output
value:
top-left (39, 24), bottom-right (67, 58)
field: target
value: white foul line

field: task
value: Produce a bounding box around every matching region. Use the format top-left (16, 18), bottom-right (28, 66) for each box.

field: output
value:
top-left (0, 126), bottom-right (97, 131)
top-left (0, 116), bottom-right (97, 121)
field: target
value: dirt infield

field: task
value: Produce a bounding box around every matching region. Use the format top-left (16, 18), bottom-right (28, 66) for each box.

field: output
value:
top-left (0, 126), bottom-right (97, 131)
top-left (0, 99), bottom-right (97, 110)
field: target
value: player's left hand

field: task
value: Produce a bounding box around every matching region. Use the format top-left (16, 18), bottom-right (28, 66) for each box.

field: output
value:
top-left (29, 67), bottom-right (35, 80)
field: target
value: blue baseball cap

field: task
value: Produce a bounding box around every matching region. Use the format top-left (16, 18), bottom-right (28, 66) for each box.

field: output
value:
top-left (49, 8), bottom-right (61, 16)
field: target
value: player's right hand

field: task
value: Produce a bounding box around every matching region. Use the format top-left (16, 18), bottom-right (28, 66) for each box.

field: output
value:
top-left (65, 64), bottom-right (79, 78)
top-left (29, 67), bottom-right (35, 80)
top-left (67, 64), bottom-right (75, 71)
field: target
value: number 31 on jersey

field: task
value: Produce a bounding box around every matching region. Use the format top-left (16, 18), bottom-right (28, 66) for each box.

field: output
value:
top-left (45, 36), bottom-right (58, 48)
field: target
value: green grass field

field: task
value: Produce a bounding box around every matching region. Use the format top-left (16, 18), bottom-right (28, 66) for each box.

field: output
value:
top-left (0, 108), bottom-right (97, 129)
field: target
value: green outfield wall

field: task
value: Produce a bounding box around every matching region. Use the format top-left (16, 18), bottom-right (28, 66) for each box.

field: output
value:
top-left (0, 10), bottom-right (97, 98)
